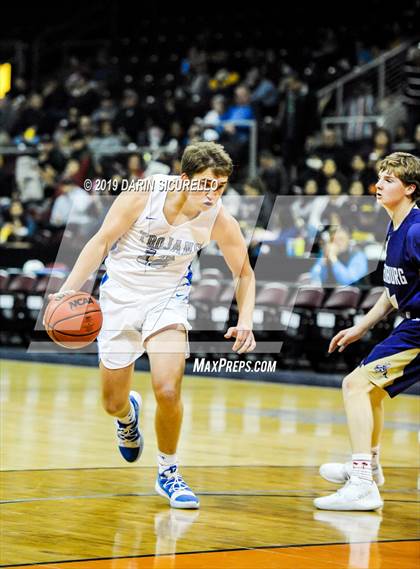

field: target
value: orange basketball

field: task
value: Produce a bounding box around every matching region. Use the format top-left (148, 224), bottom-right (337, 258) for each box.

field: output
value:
top-left (44, 292), bottom-right (103, 349)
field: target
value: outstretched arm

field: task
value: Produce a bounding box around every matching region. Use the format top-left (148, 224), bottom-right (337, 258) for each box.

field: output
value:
top-left (53, 190), bottom-right (149, 298)
top-left (211, 206), bottom-right (256, 353)
top-left (329, 290), bottom-right (394, 353)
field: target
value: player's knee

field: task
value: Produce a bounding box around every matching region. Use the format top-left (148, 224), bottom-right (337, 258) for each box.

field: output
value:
top-left (342, 370), bottom-right (369, 397)
top-left (154, 384), bottom-right (181, 408)
top-left (102, 396), bottom-right (128, 416)
top-left (342, 373), bottom-right (353, 394)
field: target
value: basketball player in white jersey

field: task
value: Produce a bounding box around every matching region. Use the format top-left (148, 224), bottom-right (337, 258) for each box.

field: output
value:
top-left (50, 142), bottom-right (256, 509)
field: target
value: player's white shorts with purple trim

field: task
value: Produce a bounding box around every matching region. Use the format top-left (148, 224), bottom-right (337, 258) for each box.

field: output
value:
top-left (97, 273), bottom-right (192, 370)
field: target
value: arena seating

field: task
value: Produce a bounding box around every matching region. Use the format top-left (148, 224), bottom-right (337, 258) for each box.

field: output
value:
top-left (0, 264), bottom-right (401, 374)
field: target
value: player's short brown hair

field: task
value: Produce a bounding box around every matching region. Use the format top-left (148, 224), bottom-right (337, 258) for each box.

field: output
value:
top-left (181, 142), bottom-right (233, 178)
top-left (378, 152), bottom-right (420, 201)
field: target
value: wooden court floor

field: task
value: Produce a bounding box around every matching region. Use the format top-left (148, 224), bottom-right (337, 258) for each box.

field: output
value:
top-left (0, 360), bottom-right (419, 568)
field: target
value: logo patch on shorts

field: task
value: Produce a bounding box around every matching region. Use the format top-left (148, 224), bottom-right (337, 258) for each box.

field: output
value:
top-left (373, 362), bottom-right (391, 378)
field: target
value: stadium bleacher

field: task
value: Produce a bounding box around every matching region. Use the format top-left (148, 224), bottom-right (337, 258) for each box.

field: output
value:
top-left (1, 7), bottom-right (419, 372)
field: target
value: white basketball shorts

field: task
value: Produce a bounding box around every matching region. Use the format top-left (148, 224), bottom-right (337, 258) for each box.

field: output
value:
top-left (97, 275), bottom-right (192, 370)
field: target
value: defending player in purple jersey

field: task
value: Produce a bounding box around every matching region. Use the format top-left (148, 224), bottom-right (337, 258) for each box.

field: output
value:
top-left (315, 152), bottom-right (420, 512)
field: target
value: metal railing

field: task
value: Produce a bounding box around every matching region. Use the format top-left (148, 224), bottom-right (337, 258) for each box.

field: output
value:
top-left (321, 115), bottom-right (384, 141)
top-left (225, 119), bottom-right (257, 178)
top-left (317, 40), bottom-right (415, 116)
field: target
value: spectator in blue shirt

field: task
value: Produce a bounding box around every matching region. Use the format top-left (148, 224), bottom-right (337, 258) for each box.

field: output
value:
top-left (310, 227), bottom-right (368, 286)
top-left (217, 85), bottom-right (255, 165)
top-left (220, 85), bottom-right (255, 142)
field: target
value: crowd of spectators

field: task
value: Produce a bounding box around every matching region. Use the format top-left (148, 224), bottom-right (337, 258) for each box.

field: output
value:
top-left (1, 22), bottom-right (419, 281)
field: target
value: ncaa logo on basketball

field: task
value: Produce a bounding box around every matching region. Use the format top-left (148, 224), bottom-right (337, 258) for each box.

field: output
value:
top-left (69, 297), bottom-right (94, 310)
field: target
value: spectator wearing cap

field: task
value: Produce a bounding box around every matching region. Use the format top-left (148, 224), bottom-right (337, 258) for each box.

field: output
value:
top-left (310, 227), bottom-right (368, 286)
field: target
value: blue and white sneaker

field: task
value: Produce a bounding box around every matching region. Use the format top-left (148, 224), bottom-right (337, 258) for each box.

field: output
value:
top-left (115, 391), bottom-right (144, 463)
top-left (155, 465), bottom-right (200, 509)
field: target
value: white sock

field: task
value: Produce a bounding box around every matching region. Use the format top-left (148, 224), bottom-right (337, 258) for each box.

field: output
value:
top-left (117, 401), bottom-right (135, 425)
top-left (158, 451), bottom-right (178, 474)
top-left (371, 446), bottom-right (380, 469)
top-left (351, 453), bottom-right (373, 483)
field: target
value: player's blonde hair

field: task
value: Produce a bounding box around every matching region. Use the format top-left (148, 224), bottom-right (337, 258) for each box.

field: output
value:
top-left (181, 142), bottom-right (233, 178)
top-left (378, 152), bottom-right (420, 201)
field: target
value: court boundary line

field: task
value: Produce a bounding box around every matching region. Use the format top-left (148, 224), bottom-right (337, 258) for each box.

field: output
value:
top-left (1, 538), bottom-right (419, 568)
top-left (2, 492), bottom-right (419, 505)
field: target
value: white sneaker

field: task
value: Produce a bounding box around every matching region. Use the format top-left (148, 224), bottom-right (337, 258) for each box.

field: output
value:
top-left (319, 462), bottom-right (385, 486)
top-left (155, 465), bottom-right (200, 509)
top-left (314, 478), bottom-right (383, 511)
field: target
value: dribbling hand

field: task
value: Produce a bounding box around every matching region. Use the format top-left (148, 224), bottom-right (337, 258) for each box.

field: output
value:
top-left (43, 290), bottom-right (76, 327)
top-left (48, 290), bottom-right (76, 301)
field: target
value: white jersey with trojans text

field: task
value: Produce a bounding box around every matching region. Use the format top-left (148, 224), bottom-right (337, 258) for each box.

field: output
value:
top-left (104, 174), bottom-right (222, 297)
top-left (98, 175), bottom-right (222, 369)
